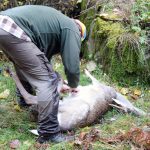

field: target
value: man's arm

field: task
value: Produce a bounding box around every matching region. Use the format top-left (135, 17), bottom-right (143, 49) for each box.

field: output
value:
top-left (60, 29), bottom-right (81, 88)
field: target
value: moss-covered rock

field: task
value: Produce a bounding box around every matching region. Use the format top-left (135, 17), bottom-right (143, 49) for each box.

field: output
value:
top-left (80, 0), bottom-right (150, 84)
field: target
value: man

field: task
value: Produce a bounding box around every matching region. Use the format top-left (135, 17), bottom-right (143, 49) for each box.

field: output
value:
top-left (0, 5), bottom-right (86, 143)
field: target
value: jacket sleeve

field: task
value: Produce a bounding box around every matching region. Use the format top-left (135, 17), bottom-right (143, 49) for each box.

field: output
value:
top-left (60, 29), bottom-right (81, 88)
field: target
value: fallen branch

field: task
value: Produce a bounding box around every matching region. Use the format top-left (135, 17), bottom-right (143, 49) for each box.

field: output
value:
top-left (96, 14), bottom-right (130, 24)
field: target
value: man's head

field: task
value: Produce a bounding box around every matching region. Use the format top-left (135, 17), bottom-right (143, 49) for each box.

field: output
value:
top-left (74, 19), bottom-right (86, 41)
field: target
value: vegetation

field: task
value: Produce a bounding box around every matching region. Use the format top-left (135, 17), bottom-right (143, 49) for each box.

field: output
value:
top-left (0, 0), bottom-right (149, 149)
top-left (0, 0), bottom-right (149, 84)
top-left (0, 0), bottom-right (79, 17)
top-left (80, 0), bottom-right (150, 85)
top-left (0, 60), bottom-right (150, 149)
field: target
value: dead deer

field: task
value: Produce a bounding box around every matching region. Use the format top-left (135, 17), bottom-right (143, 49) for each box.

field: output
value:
top-left (7, 68), bottom-right (147, 134)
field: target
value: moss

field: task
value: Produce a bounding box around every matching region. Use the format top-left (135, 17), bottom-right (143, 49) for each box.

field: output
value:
top-left (79, 9), bottom-right (94, 59)
top-left (81, 0), bottom-right (87, 10)
top-left (81, 0), bottom-right (97, 10)
top-left (80, 1), bottom-right (149, 84)
top-left (80, 0), bottom-right (96, 59)
top-left (80, 10), bottom-right (95, 33)
top-left (87, 17), bottom-right (148, 84)
top-left (92, 18), bottom-right (125, 69)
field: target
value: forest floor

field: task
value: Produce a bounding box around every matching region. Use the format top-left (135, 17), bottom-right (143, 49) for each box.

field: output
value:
top-left (0, 58), bottom-right (150, 150)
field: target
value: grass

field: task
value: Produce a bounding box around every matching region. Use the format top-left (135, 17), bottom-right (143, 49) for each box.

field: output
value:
top-left (0, 58), bottom-right (150, 150)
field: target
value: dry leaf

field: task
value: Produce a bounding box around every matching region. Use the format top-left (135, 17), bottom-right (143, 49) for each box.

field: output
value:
top-left (99, 127), bottom-right (150, 149)
top-left (127, 127), bottom-right (150, 149)
top-left (130, 94), bottom-right (139, 100)
top-left (79, 132), bottom-right (87, 140)
top-left (14, 105), bottom-right (22, 112)
top-left (89, 128), bottom-right (100, 142)
top-left (74, 138), bottom-right (82, 146)
top-left (3, 70), bottom-right (10, 77)
top-left (133, 89), bottom-right (142, 96)
top-left (34, 142), bottom-right (50, 149)
top-left (0, 89), bottom-right (10, 99)
top-left (74, 128), bottom-right (100, 150)
top-left (120, 88), bottom-right (129, 95)
top-left (9, 139), bottom-right (21, 149)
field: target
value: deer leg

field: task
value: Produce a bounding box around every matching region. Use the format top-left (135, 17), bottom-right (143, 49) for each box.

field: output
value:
top-left (113, 93), bottom-right (147, 116)
top-left (6, 68), bottom-right (38, 105)
top-left (85, 69), bottom-right (108, 88)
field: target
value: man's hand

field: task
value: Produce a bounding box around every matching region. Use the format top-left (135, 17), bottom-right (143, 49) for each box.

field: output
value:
top-left (60, 84), bottom-right (70, 93)
top-left (60, 84), bottom-right (79, 94)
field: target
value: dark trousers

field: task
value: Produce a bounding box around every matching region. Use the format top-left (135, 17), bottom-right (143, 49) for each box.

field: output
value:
top-left (0, 28), bottom-right (60, 136)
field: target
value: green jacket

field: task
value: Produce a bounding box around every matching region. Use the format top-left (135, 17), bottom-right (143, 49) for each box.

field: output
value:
top-left (1, 5), bottom-right (81, 88)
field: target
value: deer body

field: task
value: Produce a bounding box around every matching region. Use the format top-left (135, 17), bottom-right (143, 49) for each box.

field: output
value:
top-left (58, 83), bottom-right (116, 130)
top-left (7, 68), bottom-right (147, 133)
